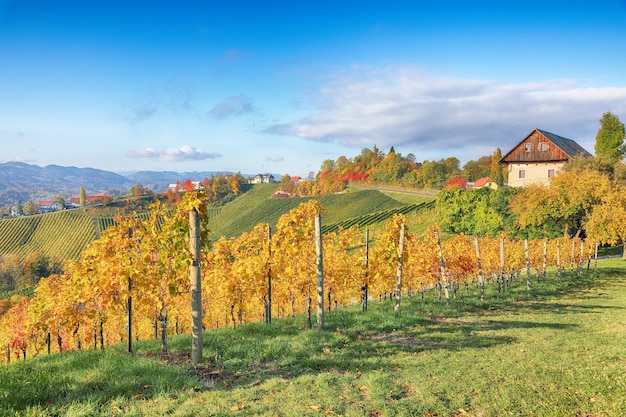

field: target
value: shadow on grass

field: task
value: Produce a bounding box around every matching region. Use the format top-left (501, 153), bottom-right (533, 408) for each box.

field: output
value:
top-left (178, 265), bottom-right (624, 389)
top-left (0, 349), bottom-right (198, 414)
top-left (2, 262), bottom-right (622, 413)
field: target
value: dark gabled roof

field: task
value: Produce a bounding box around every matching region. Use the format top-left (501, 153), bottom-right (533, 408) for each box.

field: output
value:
top-left (500, 128), bottom-right (592, 163)
top-left (536, 129), bottom-right (592, 158)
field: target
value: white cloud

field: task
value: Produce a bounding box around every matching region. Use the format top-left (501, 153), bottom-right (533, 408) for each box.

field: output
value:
top-left (263, 65), bottom-right (626, 158)
top-left (127, 147), bottom-right (160, 158)
top-left (127, 146), bottom-right (222, 162)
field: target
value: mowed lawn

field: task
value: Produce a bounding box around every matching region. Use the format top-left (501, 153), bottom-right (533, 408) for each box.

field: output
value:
top-left (1, 259), bottom-right (625, 417)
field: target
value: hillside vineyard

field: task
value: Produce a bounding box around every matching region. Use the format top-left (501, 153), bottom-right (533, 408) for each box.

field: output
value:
top-left (0, 198), bottom-right (597, 361)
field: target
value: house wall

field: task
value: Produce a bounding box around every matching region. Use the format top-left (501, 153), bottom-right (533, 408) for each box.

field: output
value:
top-left (507, 162), bottom-right (565, 187)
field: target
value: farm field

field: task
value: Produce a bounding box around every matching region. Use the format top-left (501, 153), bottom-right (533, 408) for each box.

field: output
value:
top-left (206, 186), bottom-right (422, 240)
top-left (1, 258), bottom-right (624, 416)
top-left (0, 210), bottom-right (96, 260)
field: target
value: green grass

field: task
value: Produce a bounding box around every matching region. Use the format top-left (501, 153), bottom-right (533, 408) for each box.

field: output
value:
top-left (598, 244), bottom-right (625, 258)
top-left (2, 258), bottom-right (625, 416)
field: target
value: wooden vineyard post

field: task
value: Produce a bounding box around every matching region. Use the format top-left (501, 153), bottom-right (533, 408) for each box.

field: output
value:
top-left (435, 230), bottom-right (450, 306)
top-left (127, 277), bottom-right (133, 353)
top-left (542, 238), bottom-right (547, 284)
top-left (524, 239), bottom-right (531, 290)
top-left (189, 208), bottom-right (203, 366)
top-left (315, 214), bottom-right (324, 330)
top-left (266, 225), bottom-right (272, 325)
top-left (571, 239), bottom-right (576, 277)
top-left (499, 238), bottom-right (506, 292)
top-left (394, 224), bottom-right (406, 312)
top-left (557, 240), bottom-right (562, 282)
top-left (579, 240), bottom-right (584, 276)
top-left (363, 228), bottom-right (369, 313)
top-left (475, 237), bottom-right (485, 301)
top-left (126, 227), bottom-right (134, 354)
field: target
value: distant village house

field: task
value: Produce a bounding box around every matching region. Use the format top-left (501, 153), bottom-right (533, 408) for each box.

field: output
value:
top-left (472, 177), bottom-right (498, 190)
top-left (249, 174), bottom-right (275, 184)
top-left (167, 181), bottom-right (203, 191)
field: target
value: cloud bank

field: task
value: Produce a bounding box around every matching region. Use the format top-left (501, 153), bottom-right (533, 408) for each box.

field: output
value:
top-left (263, 65), bottom-right (626, 156)
top-left (128, 146), bottom-right (222, 162)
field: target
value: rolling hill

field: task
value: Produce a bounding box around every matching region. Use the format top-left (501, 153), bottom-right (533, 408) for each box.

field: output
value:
top-left (0, 186), bottom-right (436, 261)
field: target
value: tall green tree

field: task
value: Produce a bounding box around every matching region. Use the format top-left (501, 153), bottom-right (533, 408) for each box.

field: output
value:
top-left (490, 148), bottom-right (504, 186)
top-left (594, 111), bottom-right (625, 164)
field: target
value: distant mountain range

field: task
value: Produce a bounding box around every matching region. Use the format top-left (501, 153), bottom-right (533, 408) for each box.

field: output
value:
top-left (0, 161), bottom-right (260, 206)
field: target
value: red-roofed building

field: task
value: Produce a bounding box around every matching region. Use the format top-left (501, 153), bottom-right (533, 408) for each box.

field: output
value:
top-left (473, 177), bottom-right (498, 190)
top-left (38, 200), bottom-right (62, 212)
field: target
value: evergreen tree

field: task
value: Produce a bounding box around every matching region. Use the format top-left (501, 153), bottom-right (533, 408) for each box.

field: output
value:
top-left (594, 111), bottom-right (625, 164)
top-left (490, 148), bottom-right (504, 185)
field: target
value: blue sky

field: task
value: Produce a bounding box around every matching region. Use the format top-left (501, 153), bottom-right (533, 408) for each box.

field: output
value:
top-left (2, 0), bottom-right (626, 177)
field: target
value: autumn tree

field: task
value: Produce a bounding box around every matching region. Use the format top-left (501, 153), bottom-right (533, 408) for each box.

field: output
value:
top-left (79, 186), bottom-right (86, 207)
top-left (133, 183), bottom-right (144, 199)
top-left (0, 255), bottom-right (22, 292)
top-left (22, 200), bottom-right (39, 216)
top-left (594, 111), bottom-right (625, 164)
top-left (416, 158), bottom-right (461, 189)
top-left (442, 177), bottom-right (467, 190)
top-left (462, 156), bottom-right (491, 182)
top-left (510, 168), bottom-right (611, 237)
top-left (586, 183), bottom-right (626, 258)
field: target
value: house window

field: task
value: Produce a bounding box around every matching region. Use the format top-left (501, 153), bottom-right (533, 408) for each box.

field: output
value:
top-left (518, 169), bottom-right (526, 179)
top-left (548, 169), bottom-right (555, 178)
top-left (524, 143), bottom-right (531, 152)
top-left (540, 142), bottom-right (549, 151)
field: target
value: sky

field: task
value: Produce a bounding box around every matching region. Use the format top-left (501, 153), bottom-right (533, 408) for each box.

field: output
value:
top-left (2, 0), bottom-right (626, 178)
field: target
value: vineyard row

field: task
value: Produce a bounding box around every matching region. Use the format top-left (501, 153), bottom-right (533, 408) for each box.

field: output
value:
top-left (0, 200), bottom-right (598, 363)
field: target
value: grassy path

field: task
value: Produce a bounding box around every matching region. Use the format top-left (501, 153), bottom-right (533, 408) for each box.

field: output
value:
top-left (1, 259), bottom-right (625, 416)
